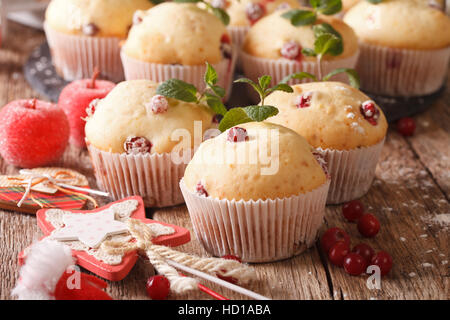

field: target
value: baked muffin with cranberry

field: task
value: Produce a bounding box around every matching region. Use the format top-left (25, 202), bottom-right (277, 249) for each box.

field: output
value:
top-left (44, 0), bottom-right (153, 81)
top-left (266, 81), bottom-right (388, 204)
top-left (241, 8), bottom-right (359, 100)
top-left (344, 0), bottom-right (450, 96)
top-left (209, 0), bottom-right (301, 48)
top-left (121, 2), bottom-right (236, 100)
top-left (180, 121), bottom-right (330, 262)
top-left (85, 79), bottom-right (216, 207)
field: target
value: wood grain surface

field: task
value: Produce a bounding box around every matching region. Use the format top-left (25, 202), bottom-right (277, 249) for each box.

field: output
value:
top-left (0, 22), bottom-right (448, 300)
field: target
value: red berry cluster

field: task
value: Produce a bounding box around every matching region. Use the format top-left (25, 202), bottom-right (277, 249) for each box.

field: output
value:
top-left (321, 200), bottom-right (392, 277)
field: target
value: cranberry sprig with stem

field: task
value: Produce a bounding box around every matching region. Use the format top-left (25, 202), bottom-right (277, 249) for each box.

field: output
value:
top-left (173, 0), bottom-right (230, 25)
top-left (281, 0), bottom-right (342, 26)
top-left (156, 62), bottom-right (228, 117)
top-left (218, 76), bottom-right (293, 132)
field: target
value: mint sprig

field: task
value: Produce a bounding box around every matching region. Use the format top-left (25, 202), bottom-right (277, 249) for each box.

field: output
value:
top-left (282, 0), bottom-right (342, 26)
top-left (218, 76), bottom-right (292, 131)
top-left (173, 0), bottom-right (230, 25)
top-left (366, 0), bottom-right (382, 3)
top-left (156, 62), bottom-right (227, 116)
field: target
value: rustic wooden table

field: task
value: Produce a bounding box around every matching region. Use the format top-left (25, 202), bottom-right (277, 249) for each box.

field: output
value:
top-left (0, 22), bottom-right (448, 300)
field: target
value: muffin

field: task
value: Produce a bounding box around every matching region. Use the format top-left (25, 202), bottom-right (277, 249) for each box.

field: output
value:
top-left (266, 81), bottom-right (388, 204)
top-left (121, 2), bottom-right (237, 100)
top-left (344, 0), bottom-right (450, 97)
top-left (210, 0), bottom-right (301, 48)
top-left (180, 122), bottom-right (330, 262)
top-left (241, 8), bottom-right (359, 101)
top-left (85, 80), bottom-right (215, 207)
top-left (44, 0), bottom-right (153, 82)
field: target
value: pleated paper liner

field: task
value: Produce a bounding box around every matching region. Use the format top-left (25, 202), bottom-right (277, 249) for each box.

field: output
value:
top-left (356, 42), bottom-right (450, 97)
top-left (44, 23), bottom-right (124, 82)
top-left (87, 143), bottom-right (187, 208)
top-left (228, 25), bottom-right (249, 70)
top-left (180, 178), bottom-right (330, 263)
top-left (121, 45), bottom-right (238, 101)
top-left (316, 138), bottom-right (385, 205)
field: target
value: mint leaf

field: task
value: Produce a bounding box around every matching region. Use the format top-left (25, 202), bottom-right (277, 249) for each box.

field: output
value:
top-left (149, 0), bottom-right (165, 4)
top-left (234, 78), bottom-right (264, 99)
top-left (316, 0), bottom-right (342, 15)
top-left (204, 62), bottom-right (218, 86)
top-left (309, 0), bottom-right (321, 8)
top-left (210, 85), bottom-right (226, 98)
top-left (219, 108), bottom-right (252, 132)
top-left (281, 9), bottom-right (317, 26)
top-left (258, 75), bottom-right (272, 92)
top-left (315, 33), bottom-right (343, 57)
top-left (366, 0), bottom-right (382, 3)
top-left (156, 79), bottom-right (198, 103)
top-left (313, 23), bottom-right (342, 39)
top-left (211, 7), bottom-right (230, 26)
top-left (205, 93), bottom-right (227, 116)
top-left (323, 68), bottom-right (360, 89)
top-left (243, 105), bottom-right (279, 122)
top-left (281, 72), bottom-right (318, 84)
top-left (266, 83), bottom-right (294, 95)
top-left (302, 48), bottom-right (317, 57)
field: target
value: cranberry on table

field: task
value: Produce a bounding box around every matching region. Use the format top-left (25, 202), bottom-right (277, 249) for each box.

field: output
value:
top-left (352, 243), bottom-right (375, 266)
top-left (217, 255), bottom-right (242, 284)
top-left (342, 200), bottom-right (365, 222)
top-left (320, 227), bottom-right (351, 254)
top-left (58, 70), bottom-right (115, 148)
top-left (328, 241), bottom-right (350, 267)
top-left (146, 275), bottom-right (170, 300)
top-left (397, 117), bottom-right (416, 137)
top-left (357, 214), bottom-right (380, 238)
top-left (227, 127), bottom-right (249, 142)
top-left (0, 99), bottom-right (70, 168)
top-left (371, 251), bottom-right (393, 276)
top-left (343, 253), bottom-right (366, 276)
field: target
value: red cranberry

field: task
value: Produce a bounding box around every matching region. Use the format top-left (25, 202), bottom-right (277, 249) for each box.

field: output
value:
top-left (352, 243), bottom-right (375, 267)
top-left (86, 98), bottom-right (99, 117)
top-left (295, 92), bottom-right (313, 108)
top-left (328, 241), bottom-right (350, 267)
top-left (320, 227), bottom-right (350, 254)
top-left (196, 181), bottom-right (208, 197)
top-left (342, 200), bottom-right (365, 222)
top-left (146, 275), bottom-right (170, 300)
top-left (217, 255), bottom-right (242, 284)
top-left (357, 214), bottom-right (380, 238)
top-left (246, 3), bottom-right (265, 24)
top-left (343, 253), bottom-right (366, 276)
top-left (124, 136), bottom-right (152, 155)
top-left (371, 251), bottom-right (393, 276)
top-left (221, 33), bottom-right (231, 44)
top-left (397, 117), bottom-right (416, 137)
top-left (82, 23), bottom-right (99, 36)
top-left (147, 95), bottom-right (169, 114)
top-left (360, 100), bottom-right (380, 126)
top-left (280, 41), bottom-right (302, 61)
top-left (227, 127), bottom-right (249, 142)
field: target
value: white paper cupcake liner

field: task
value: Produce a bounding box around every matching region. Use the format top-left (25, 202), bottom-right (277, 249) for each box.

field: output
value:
top-left (87, 143), bottom-right (186, 208)
top-left (180, 178), bottom-right (330, 263)
top-left (121, 46), bottom-right (237, 101)
top-left (44, 23), bottom-right (124, 82)
top-left (228, 26), bottom-right (249, 49)
top-left (316, 138), bottom-right (385, 205)
top-left (356, 42), bottom-right (450, 97)
top-left (240, 50), bottom-right (359, 102)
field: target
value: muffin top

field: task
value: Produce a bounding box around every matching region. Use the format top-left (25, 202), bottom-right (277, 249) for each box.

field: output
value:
top-left (183, 122), bottom-right (327, 201)
top-left (243, 9), bottom-right (359, 61)
top-left (223, 0), bottom-right (301, 27)
top-left (85, 80), bottom-right (215, 154)
top-left (343, 0), bottom-right (450, 50)
top-left (265, 82), bottom-right (388, 150)
top-left (122, 2), bottom-right (228, 65)
top-left (45, 0), bottom-right (153, 38)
